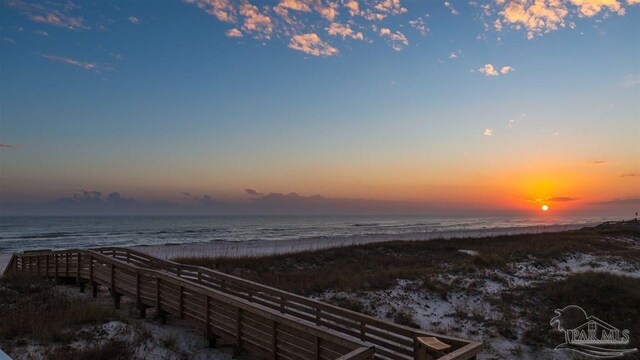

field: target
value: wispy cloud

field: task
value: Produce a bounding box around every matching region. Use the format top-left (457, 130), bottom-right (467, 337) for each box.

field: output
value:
top-left (529, 196), bottom-right (580, 202)
top-left (448, 49), bottom-right (463, 59)
top-left (41, 54), bottom-right (102, 72)
top-left (484, 128), bottom-right (493, 136)
top-left (7, 0), bottom-right (88, 30)
top-left (443, 1), bottom-right (459, 15)
top-left (0, 143), bottom-right (19, 148)
top-left (623, 74), bottom-right (640, 88)
top-left (587, 160), bottom-right (607, 166)
top-left (379, 28), bottom-right (408, 51)
top-left (128, 16), bottom-right (140, 24)
top-left (409, 17), bottom-right (429, 36)
top-left (500, 65), bottom-right (515, 74)
top-left (620, 173), bottom-right (640, 177)
top-left (589, 198), bottom-right (640, 206)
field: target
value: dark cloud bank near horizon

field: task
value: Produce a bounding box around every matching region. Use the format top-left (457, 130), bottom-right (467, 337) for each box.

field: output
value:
top-left (0, 189), bottom-right (638, 217)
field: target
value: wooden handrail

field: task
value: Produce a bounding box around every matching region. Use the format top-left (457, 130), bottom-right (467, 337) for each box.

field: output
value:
top-left (4, 248), bottom-right (482, 360)
top-left (96, 247), bottom-right (480, 359)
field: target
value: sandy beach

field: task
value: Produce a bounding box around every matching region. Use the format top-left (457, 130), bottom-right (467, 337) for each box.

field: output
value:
top-left (0, 223), bottom-right (591, 274)
top-left (135, 223), bottom-right (590, 259)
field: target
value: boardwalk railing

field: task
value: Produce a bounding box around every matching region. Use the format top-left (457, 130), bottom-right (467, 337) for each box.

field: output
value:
top-left (4, 248), bottom-right (482, 360)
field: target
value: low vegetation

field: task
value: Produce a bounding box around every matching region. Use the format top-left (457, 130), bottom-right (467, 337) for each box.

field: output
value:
top-left (0, 273), bottom-right (119, 345)
top-left (177, 221), bottom-right (640, 296)
top-left (511, 271), bottom-right (640, 350)
top-left (177, 221), bottom-right (640, 356)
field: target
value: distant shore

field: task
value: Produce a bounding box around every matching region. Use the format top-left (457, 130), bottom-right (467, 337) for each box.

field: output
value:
top-left (0, 222), bottom-right (594, 273)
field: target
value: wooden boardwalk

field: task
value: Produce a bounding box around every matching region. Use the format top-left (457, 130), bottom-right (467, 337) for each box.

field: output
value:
top-left (4, 248), bottom-right (482, 360)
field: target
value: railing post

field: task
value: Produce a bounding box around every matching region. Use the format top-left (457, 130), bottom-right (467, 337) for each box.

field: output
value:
top-left (271, 321), bottom-right (277, 360)
top-left (136, 272), bottom-right (142, 307)
top-left (111, 263), bottom-right (115, 293)
top-left (235, 308), bottom-right (243, 354)
top-left (54, 254), bottom-right (59, 281)
top-left (179, 285), bottom-right (184, 319)
top-left (204, 295), bottom-right (210, 340)
top-left (65, 253), bottom-right (69, 277)
top-left (89, 255), bottom-right (93, 284)
top-left (314, 336), bottom-right (320, 360)
top-left (156, 277), bottom-right (166, 324)
top-left (76, 252), bottom-right (81, 284)
top-left (111, 263), bottom-right (121, 309)
top-left (45, 255), bottom-right (49, 277)
top-left (36, 255), bottom-right (40, 276)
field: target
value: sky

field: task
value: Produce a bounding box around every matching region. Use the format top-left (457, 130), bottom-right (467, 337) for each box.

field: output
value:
top-left (0, 0), bottom-right (639, 216)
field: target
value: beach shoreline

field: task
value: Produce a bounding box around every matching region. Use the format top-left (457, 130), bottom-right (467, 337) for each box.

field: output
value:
top-left (0, 222), bottom-right (595, 274)
top-left (136, 223), bottom-right (592, 260)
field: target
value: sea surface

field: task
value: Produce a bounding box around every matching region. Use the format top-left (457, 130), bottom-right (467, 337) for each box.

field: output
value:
top-left (0, 215), bottom-right (611, 253)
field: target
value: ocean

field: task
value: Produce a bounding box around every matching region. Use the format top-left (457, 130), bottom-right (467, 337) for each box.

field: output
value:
top-left (0, 215), bottom-right (612, 254)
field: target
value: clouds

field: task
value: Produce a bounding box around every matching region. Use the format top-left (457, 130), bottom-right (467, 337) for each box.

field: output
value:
top-left (484, 128), bottom-right (493, 136)
top-left (0, 143), bottom-right (19, 148)
top-left (278, 0), bottom-right (312, 12)
top-left (185, 0), bottom-right (236, 22)
top-left (0, 188), bottom-right (464, 216)
top-left (245, 188), bottom-right (264, 196)
top-left (589, 198), bottom-right (640, 206)
top-left (571, 0), bottom-right (625, 17)
top-left (409, 17), bottom-right (429, 35)
top-left (493, 0), bottom-right (637, 39)
top-left (479, 64), bottom-right (500, 76)
top-left (588, 160), bottom-right (607, 165)
top-left (183, 0), bottom-right (412, 56)
top-left (288, 33), bottom-right (338, 56)
top-left (379, 28), bottom-right (408, 51)
top-left (528, 196), bottom-right (580, 202)
top-left (226, 28), bottom-right (243, 37)
top-left (7, 0), bottom-right (88, 30)
top-left (41, 54), bottom-right (101, 72)
top-left (8, 0), bottom-right (639, 59)
top-left (499, 0), bottom-right (568, 39)
top-left (326, 22), bottom-right (364, 40)
top-left (479, 64), bottom-right (515, 76)
top-left (443, 1), bottom-right (459, 15)
top-left (239, 3), bottom-right (273, 39)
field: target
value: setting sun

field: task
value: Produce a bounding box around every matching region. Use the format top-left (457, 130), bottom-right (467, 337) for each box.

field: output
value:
top-left (541, 205), bottom-right (549, 211)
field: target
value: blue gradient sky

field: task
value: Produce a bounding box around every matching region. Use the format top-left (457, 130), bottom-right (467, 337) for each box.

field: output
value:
top-left (0, 0), bottom-right (639, 215)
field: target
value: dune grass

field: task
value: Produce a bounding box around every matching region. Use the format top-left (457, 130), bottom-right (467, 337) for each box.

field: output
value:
top-left (177, 223), bottom-right (639, 296)
top-left (0, 272), bottom-right (128, 357)
top-left (511, 271), bottom-right (640, 350)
